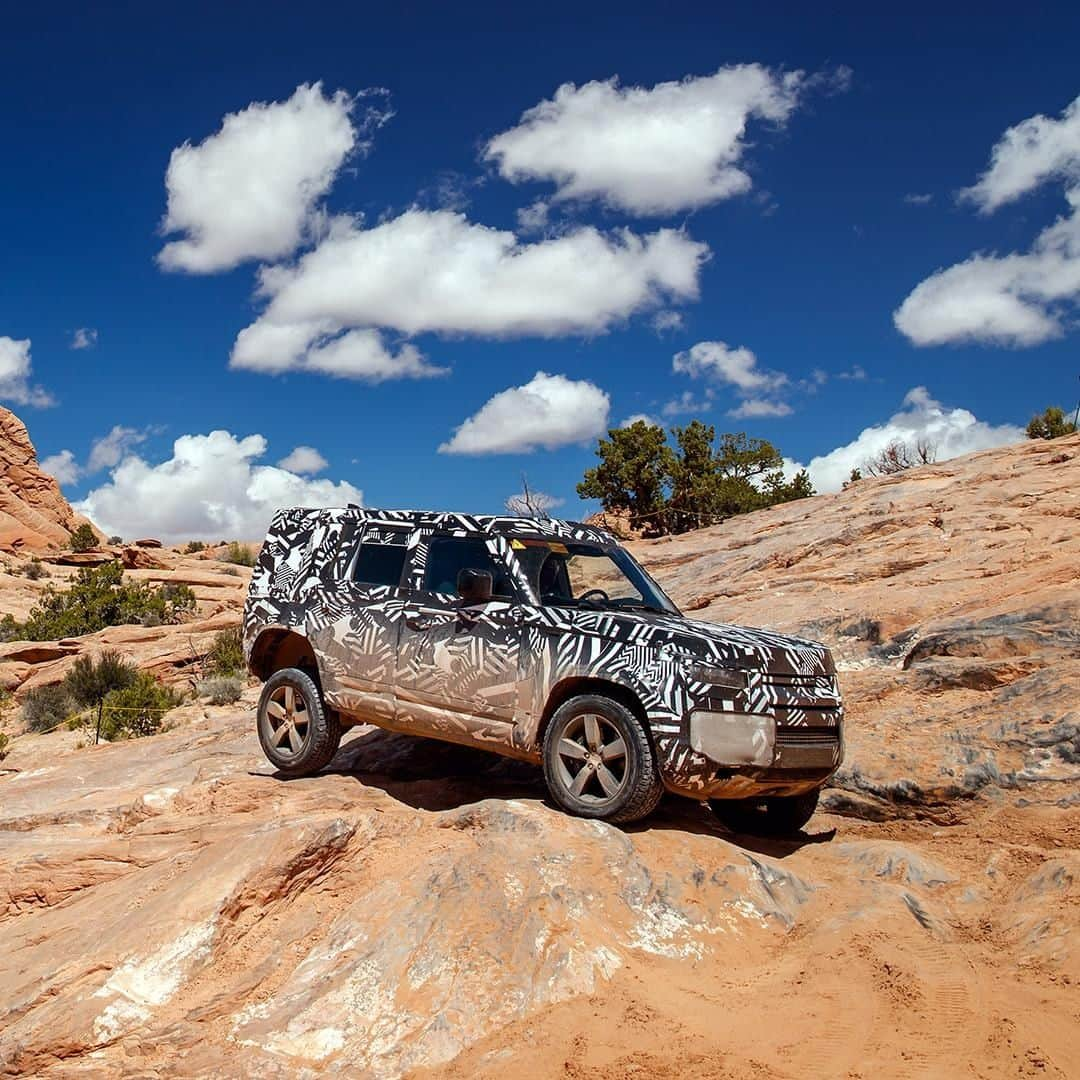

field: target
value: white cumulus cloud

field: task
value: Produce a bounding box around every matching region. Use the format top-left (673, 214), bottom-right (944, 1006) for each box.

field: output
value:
top-left (895, 95), bottom-right (1080, 347)
top-left (231, 210), bottom-right (707, 373)
top-left (40, 449), bottom-right (80, 486)
top-left (960, 96), bottom-right (1080, 213)
top-left (87, 425), bottom-right (152, 473)
top-left (0, 336), bottom-right (54, 407)
top-left (439, 371), bottom-right (610, 455)
top-left (728, 398), bottom-right (793, 419)
top-left (789, 387), bottom-right (1024, 493)
top-left (673, 340), bottom-right (787, 392)
top-left (620, 413), bottom-right (661, 428)
top-left (277, 445), bottom-right (328, 474)
top-left (38, 425), bottom-right (155, 489)
top-left (70, 327), bottom-right (98, 350)
top-left (672, 340), bottom-right (790, 417)
top-left (232, 324), bottom-right (446, 382)
top-left (483, 66), bottom-right (821, 215)
top-left (158, 83), bottom-right (386, 273)
top-left (662, 388), bottom-right (715, 417)
top-left (76, 430), bottom-right (362, 543)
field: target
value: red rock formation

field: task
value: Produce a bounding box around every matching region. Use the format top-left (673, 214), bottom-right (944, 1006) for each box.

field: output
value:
top-left (0, 406), bottom-right (80, 552)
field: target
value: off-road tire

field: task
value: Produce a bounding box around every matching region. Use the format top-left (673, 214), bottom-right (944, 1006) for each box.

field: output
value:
top-left (542, 694), bottom-right (663, 824)
top-left (257, 667), bottom-right (341, 778)
top-left (709, 788), bottom-right (820, 836)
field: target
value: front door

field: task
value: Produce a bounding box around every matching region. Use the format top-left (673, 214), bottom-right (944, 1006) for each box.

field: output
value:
top-left (395, 533), bottom-right (527, 753)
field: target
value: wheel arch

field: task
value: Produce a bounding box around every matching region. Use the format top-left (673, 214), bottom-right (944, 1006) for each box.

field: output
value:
top-left (248, 627), bottom-right (319, 684)
top-left (537, 676), bottom-right (651, 749)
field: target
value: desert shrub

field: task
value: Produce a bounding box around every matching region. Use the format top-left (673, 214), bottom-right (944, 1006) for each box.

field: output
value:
top-left (69, 523), bottom-right (99, 553)
top-left (206, 626), bottom-right (244, 677)
top-left (108, 535), bottom-right (123, 545)
top-left (100, 672), bottom-right (181, 740)
top-left (0, 688), bottom-right (10, 759)
top-left (218, 541), bottom-right (256, 567)
top-left (160, 583), bottom-right (197, 614)
top-left (197, 675), bottom-right (245, 705)
top-left (23, 558), bottom-right (47, 580)
top-left (22, 684), bottom-right (76, 733)
top-left (863, 438), bottom-right (936, 477)
top-left (63, 650), bottom-right (138, 708)
top-left (1026, 406), bottom-right (1077, 440)
top-left (6, 562), bottom-right (196, 642)
top-left (183, 540), bottom-right (206, 554)
top-left (842, 468), bottom-right (862, 490)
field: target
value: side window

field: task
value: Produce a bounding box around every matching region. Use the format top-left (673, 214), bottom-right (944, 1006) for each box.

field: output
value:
top-left (352, 532), bottom-right (408, 588)
top-left (422, 536), bottom-right (514, 599)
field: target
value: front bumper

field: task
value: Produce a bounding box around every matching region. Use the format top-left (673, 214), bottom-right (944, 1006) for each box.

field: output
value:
top-left (658, 670), bottom-right (845, 799)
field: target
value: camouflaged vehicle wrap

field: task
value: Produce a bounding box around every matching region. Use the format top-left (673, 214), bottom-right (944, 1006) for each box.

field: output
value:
top-left (243, 508), bottom-right (844, 799)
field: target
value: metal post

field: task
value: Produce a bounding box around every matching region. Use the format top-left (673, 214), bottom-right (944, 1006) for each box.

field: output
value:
top-left (94, 701), bottom-right (103, 745)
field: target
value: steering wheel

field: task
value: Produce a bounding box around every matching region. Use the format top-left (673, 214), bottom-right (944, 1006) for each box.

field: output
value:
top-left (578, 588), bottom-right (610, 605)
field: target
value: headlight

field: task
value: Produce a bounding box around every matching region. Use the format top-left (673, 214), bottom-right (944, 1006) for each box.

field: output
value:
top-left (686, 662), bottom-right (747, 690)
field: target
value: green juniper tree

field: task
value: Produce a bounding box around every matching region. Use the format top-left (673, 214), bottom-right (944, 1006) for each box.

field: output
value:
top-left (579, 421), bottom-right (815, 536)
top-left (577, 420), bottom-right (675, 535)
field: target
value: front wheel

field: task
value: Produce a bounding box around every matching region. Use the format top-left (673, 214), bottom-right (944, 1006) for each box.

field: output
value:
top-left (709, 788), bottom-right (820, 835)
top-left (542, 694), bottom-right (663, 824)
top-left (257, 668), bottom-right (341, 778)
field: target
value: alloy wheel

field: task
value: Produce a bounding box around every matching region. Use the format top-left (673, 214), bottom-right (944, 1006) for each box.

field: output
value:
top-left (555, 712), bottom-right (629, 804)
top-left (265, 683), bottom-right (310, 757)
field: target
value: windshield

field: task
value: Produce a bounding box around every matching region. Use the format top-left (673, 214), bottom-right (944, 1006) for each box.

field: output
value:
top-left (511, 539), bottom-right (680, 616)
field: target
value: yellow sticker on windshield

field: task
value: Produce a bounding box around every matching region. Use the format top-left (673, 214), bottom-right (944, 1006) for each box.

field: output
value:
top-left (510, 539), bottom-right (526, 549)
top-left (548, 542), bottom-right (569, 554)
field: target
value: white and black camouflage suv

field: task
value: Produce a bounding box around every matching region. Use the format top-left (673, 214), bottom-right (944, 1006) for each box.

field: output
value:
top-left (243, 508), bottom-right (844, 830)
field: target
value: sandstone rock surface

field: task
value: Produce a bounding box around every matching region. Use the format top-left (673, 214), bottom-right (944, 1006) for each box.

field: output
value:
top-left (0, 407), bottom-right (80, 552)
top-left (0, 437), bottom-right (1078, 1077)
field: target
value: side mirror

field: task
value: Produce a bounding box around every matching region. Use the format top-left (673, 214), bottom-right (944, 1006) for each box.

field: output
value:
top-left (457, 568), bottom-right (493, 604)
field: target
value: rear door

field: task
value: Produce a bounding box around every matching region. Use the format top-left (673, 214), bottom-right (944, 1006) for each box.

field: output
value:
top-left (394, 532), bottom-right (528, 752)
top-left (310, 521), bottom-right (411, 725)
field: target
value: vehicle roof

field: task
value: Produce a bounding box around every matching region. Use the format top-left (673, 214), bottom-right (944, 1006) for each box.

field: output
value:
top-left (270, 506), bottom-right (619, 546)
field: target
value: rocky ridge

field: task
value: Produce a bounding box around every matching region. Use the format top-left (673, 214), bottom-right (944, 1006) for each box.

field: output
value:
top-left (0, 406), bottom-right (82, 552)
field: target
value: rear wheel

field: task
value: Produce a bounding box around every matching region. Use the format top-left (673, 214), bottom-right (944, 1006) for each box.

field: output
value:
top-left (257, 667), bottom-right (341, 778)
top-left (542, 694), bottom-right (663, 824)
top-left (709, 788), bottom-right (820, 836)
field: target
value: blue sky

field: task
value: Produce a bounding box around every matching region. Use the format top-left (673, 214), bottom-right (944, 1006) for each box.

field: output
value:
top-left (1, 3), bottom-right (1078, 541)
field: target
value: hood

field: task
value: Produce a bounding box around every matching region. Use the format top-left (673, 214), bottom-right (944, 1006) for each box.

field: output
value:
top-left (539, 606), bottom-right (834, 678)
top-left (673, 615), bottom-right (834, 677)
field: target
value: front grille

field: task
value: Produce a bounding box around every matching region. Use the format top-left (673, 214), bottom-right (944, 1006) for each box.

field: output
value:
top-left (756, 673), bottom-right (842, 715)
top-left (763, 672), bottom-right (822, 687)
top-left (776, 725), bottom-right (839, 746)
top-left (774, 725), bottom-right (840, 769)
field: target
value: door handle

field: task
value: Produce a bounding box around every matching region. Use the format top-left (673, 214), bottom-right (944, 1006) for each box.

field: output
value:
top-left (405, 615), bottom-right (434, 631)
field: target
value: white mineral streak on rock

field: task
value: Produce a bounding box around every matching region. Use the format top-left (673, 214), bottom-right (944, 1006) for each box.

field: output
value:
top-left (92, 919), bottom-right (216, 1042)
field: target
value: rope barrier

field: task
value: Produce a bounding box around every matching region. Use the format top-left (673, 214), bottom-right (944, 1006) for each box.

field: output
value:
top-left (1, 701), bottom-right (180, 749)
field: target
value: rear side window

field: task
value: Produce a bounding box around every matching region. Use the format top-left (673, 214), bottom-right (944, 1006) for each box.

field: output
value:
top-left (353, 537), bottom-right (408, 588)
top-left (423, 536), bottom-right (514, 598)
